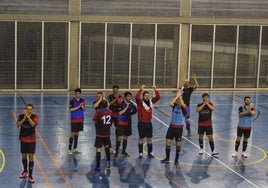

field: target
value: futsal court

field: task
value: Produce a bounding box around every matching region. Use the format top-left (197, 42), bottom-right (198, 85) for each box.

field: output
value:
top-left (0, 91), bottom-right (267, 188)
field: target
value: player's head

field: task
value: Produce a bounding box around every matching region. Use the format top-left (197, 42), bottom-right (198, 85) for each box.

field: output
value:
top-left (100, 100), bottom-right (108, 108)
top-left (97, 91), bottom-right (103, 99)
top-left (26, 104), bottom-right (34, 114)
top-left (184, 79), bottom-right (190, 87)
top-left (124, 91), bottom-right (132, 101)
top-left (244, 96), bottom-right (251, 105)
top-left (202, 93), bottom-right (209, 101)
top-left (75, 88), bottom-right (81, 93)
top-left (142, 91), bottom-right (150, 101)
top-left (112, 85), bottom-right (119, 94)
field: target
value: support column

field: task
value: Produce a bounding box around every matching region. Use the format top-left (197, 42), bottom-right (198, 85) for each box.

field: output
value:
top-left (69, 0), bottom-right (80, 90)
top-left (178, 0), bottom-right (191, 86)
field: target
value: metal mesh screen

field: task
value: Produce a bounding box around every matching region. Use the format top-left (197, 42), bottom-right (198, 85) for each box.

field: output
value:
top-left (0, 21), bottom-right (15, 89)
top-left (43, 22), bottom-right (68, 89)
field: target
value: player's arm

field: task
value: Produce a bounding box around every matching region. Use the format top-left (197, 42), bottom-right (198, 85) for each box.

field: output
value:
top-left (16, 115), bottom-right (26, 128)
top-left (206, 102), bottom-right (214, 111)
top-left (192, 73), bottom-right (199, 90)
top-left (197, 103), bottom-right (206, 112)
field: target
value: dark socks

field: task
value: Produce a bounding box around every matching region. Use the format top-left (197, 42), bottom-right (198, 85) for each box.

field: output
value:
top-left (235, 141), bottom-right (240, 152)
top-left (138, 143), bottom-right (143, 153)
top-left (29, 161), bottom-right (34, 177)
top-left (147, 143), bottom-right (153, 154)
top-left (96, 152), bottom-right (101, 167)
top-left (69, 137), bottom-right (73, 150)
top-left (199, 139), bottom-right (203, 149)
top-left (74, 135), bottom-right (78, 149)
top-left (209, 140), bottom-right (215, 152)
top-left (242, 141), bottom-right (248, 152)
top-left (116, 140), bottom-right (121, 154)
top-left (122, 139), bottom-right (127, 153)
top-left (22, 158), bottom-right (28, 172)
top-left (105, 147), bottom-right (110, 161)
top-left (175, 146), bottom-right (181, 162)
top-left (165, 146), bottom-right (171, 159)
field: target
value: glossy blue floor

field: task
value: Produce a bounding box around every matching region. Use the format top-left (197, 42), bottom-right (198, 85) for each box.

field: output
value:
top-left (0, 91), bottom-right (267, 188)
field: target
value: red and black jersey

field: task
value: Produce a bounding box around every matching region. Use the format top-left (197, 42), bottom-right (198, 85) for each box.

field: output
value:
top-left (197, 102), bottom-right (214, 126)
top-left (135, 89), bottom-right (160, 122)
top-left (108, 94), bottom-right (123, 117)
top-left (18, 114), bottom-right (38, 142)
top-left (93, 108), bottom-right (113, 137)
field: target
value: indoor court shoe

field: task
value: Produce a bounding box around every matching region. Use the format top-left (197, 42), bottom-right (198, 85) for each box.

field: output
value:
top-left (110, 148), bottom-right (116, 154)
top-left (72, 149), bottom-right (81, 154)
top-left (242, 152), bottom-right (248, 158)
top-left (148, 153), bottom-right (155, 159)
top-left (160, 158), bottom-right (170, 163)
top-left (139, 153), bottom-right (143, 159)
top-left (28, 176), bottom-right (35, 183)
top-left (106, 161), bottom-right (111, 169)
top-left (94, 166), bottom-right (101, 171)
top-left (174, 161), bottom-right (179, 166)
top-left (211, 151), bottom-right (219, 158)
top-left (199, 149), bottom-right (204, 155)
top-left (68, 150), bottom-right (73, 155)
top-left (122, 151), bottom-right (130, 157)
top-left (232, 152), bottom-right (238, 158)
top-left (114, 153), bottom-right (118, 159)
top-left (19, 171), bottom-right (28, 178)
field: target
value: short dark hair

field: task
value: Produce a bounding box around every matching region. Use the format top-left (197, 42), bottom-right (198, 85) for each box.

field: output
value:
top-left (244, 96), bottom-right (250, 100)
top-left (27, 104), bottom-right (34, 109)
top-left (202, 93), bottom-right (209, 98)
top-left (100, 100), bottom-right (108, 108)
top-left (75, 88), bottom-right (82, 93)
top-left (112, 85), bottom-right (119, 89)
top-left (142, 91), bottom-right (150, 96)
top-left (124, 91), bottom-right (132, 97)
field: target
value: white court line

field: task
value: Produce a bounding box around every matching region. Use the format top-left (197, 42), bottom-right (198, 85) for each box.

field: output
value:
top-left (152, 115), bottom-right (260, 188)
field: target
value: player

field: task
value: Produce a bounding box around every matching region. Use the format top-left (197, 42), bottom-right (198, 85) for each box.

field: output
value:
top-left (197, 93), bottom-right (218, 157)
top-left (181, 73), bottom-right (199, 136)
top-left (136, 85), bottom-right (160, 159)
top-left (93, 100), bottom-right (113, 171)
top-left (232, 96), bottom-right (255, 158)
top-left (114, 91), bottom-right (137, 159)
top-left (161, 88), bottom-right (187, 165)
top-left (68, 88), bottom-right (86, 155)
top-left (15, 104), bottom-right (38, 183)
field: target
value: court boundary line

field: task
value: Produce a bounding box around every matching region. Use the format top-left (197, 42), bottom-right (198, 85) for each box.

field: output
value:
top-left (152, 115), bottom-right (260, 188)
top-left (36, 128), bottom-right (72, 188)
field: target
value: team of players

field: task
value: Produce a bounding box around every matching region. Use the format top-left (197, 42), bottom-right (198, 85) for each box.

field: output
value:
top-left (14, 75), bottom-right (256, 182)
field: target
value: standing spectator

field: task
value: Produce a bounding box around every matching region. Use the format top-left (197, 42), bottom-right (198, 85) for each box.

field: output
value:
top-left (93, 100), bottom-right (113, 171)
top-left (108, 85), bottom-right (123, 154)
top-left (182, 73), bottom-right (199, 136)
top-left (15, 104), bottom-right (38, 183)
top-left (68, 88), bottom-right (86, 155)
top-left (114, 91), bottom-right (137, 159)
top-left (197, 93), bottom-right (218, 157)
top-left (232, 96), bottom-right (255, 158)
top-left (161, 88), bottom-right (187, 165)
top-left (136, 85), bottom-right (160, 159)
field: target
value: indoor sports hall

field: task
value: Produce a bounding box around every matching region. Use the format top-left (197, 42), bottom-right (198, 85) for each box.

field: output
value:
top-left (0, 1), bottom-right (268, 188)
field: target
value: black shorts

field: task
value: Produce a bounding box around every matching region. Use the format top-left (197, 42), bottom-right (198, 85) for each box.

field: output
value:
top-left (21, 142), bottom-right (36, 154)
top-left (166, 126), bottom-right (183, 142)
top-left (117, 125), bottom-right (132, 137)
top-left (138, 121), bottom-right (153, 139)
top-left (198, 126), bottom-right (213, 135)
top-left (71, 122), bottom-right (84, 132)
top-left (237, 127), bottom-right (251, 138)
top-left (95, 137), bottom-right (110, 148)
